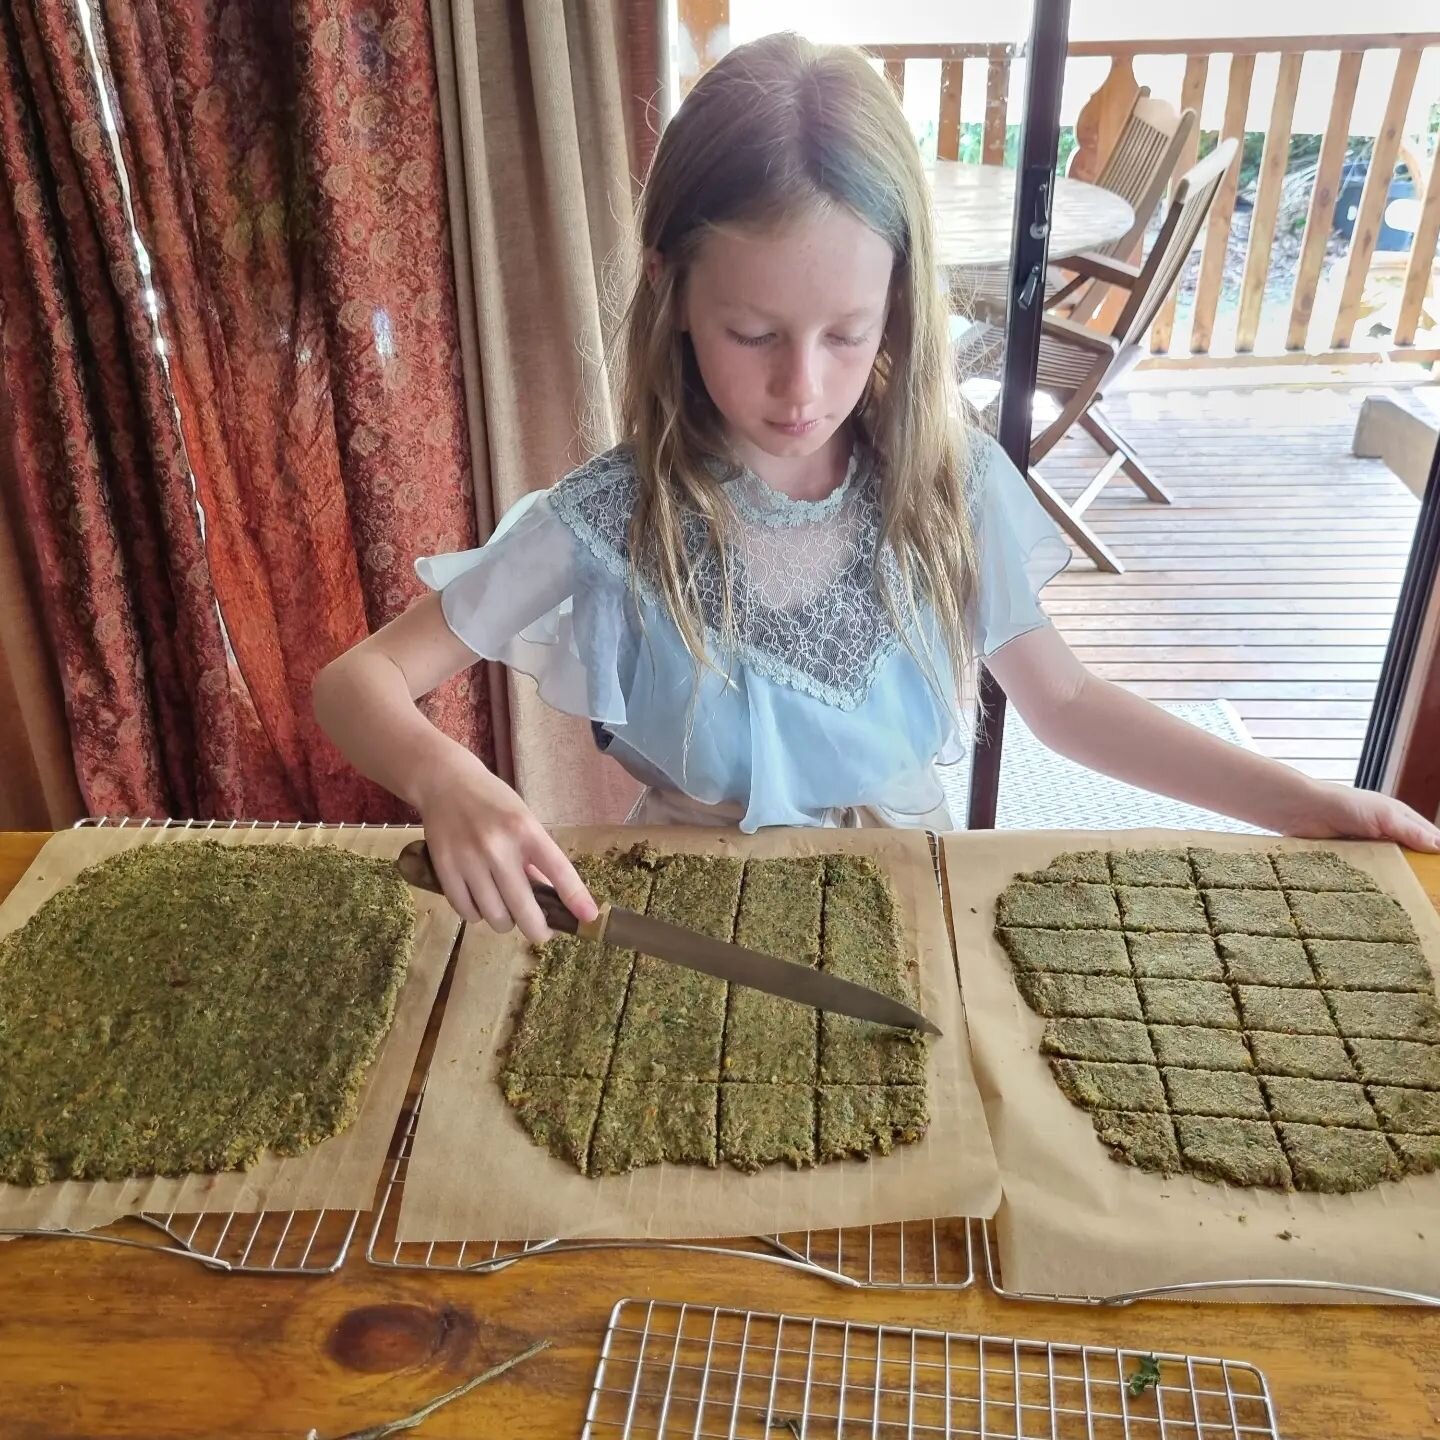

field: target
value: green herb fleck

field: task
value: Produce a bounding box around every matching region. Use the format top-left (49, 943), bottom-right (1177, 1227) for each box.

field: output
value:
top-left (1126, 1354), bottom-right (1162, 1398)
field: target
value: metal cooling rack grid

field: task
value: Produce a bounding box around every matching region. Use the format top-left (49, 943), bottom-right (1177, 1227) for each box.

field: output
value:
top-left (366, 1082), bottom-right (977, 1289)
top-left (366, 829), bottom-right (981, 1289)
top-left (976, 1216), bottom-right (1440, 1308)
top-left (0, 817), bottom-right (404, 1274)
top-left (581, 1298), bottom-right (1281, 1439)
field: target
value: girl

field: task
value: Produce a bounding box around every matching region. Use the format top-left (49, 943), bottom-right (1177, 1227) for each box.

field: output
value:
top-left (314, 33), bottom-right (1439, 942)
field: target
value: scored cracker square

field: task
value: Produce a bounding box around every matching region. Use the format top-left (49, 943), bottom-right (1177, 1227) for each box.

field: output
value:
top-left (1260, 1076), bottom-right (1379, 1129)
top-left (1162, 1067), bottom-right (1268, 1119)
top-left (1189, 848), bottom-right (1279, 889)
top-left (1235, 985), bottom-right (1337, 1036)
top-left (1109, 849), bottom-right (1193, 887)
top-left (1148, 1024), bottom-right (1254, 1072)
top-left (995, 881), bottom-right (1121, 930)
top-left (1116, 886), bottom-right (1209, 934)
top-left (1139, 978), bottom-right (1241, 1029)
top-left (1203, 888), bottom-right (1297, 938)
top-left (997, 927), bottom-right (1132, 976)
top-left (1040, 1017), bottom-right (1155, 1065)
top-left (1272, 851), bottom-right (1379, 892)
top-left (1217, 934), bottom-right (1315, 987)
top-left (1305, 939), bottom-right (1432, 992)
top-left (1288, 890), bottom-right (1418, 944)
top-left (1126, 932), bottom-right (1223, 979)
top-left (1326, 990), bottom-right (1440, 1042)
top-left (1248, 1031), bottom-right (1355, 1081)
top-left (1279, 1124), bottom-right (1397, 1191)
top-left (1347, 1038), bottom-right (1440, 1090)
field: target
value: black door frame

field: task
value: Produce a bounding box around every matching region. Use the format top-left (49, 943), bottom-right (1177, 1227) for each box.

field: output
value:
top-left (1356, 435), bottom-right (1440, 792)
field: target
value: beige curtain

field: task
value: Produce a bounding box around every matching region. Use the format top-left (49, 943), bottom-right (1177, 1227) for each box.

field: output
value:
top-left (0, 396), bottom-right (83, 831)
top-left (429, 0), bottom-right (645, 824)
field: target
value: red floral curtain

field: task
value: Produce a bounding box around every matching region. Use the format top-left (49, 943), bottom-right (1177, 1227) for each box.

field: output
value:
top-left (0, 0), bottom-right (491, 821)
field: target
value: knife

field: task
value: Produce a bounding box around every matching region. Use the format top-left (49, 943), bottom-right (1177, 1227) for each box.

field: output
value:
top-left (396, 840), bottom-right (941, 1036)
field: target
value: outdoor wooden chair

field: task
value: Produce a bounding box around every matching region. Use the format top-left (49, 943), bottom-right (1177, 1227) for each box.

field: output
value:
top-left (959, 90), bottom-right (1196, 323)
top-left (955, 138), bottom-right (1240, 574)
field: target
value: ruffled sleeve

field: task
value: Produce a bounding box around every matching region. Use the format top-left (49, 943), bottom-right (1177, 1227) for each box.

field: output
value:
top-left (413, 469), bottom-right (635, 726)
top-left (968, 433), bottom-right (1071, 655)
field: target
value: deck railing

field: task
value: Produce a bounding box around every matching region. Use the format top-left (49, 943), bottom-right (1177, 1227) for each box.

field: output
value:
top-left (862, 33), bottom-right (1439, 366)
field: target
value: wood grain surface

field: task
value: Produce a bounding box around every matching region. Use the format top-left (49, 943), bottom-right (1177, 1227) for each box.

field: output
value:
top-left (2, 830), bottom-right (1438, 1439)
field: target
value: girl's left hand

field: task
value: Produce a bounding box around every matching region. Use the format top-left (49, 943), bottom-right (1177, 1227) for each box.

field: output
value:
top-left (1291, 781), bottom-right (1440, 853)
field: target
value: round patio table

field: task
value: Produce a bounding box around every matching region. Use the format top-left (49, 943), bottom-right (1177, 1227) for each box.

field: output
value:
top-left (929, 160), bottom-right (1134, 270)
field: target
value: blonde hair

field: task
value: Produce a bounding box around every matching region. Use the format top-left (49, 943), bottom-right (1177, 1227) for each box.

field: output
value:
top-left (613, 31), bottom-right (979, 696)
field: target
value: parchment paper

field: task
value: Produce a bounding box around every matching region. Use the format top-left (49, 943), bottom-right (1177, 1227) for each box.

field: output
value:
top-left (397, 826), bottom-right (1000, 1242)
top-left (944, 829), bottom-right (1440, 1303)
top-left (0, 826), bottom-right (458, 1235)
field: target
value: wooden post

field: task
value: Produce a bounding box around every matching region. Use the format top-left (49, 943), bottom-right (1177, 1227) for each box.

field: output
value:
top-left (1285, 51), bottom-right (1363, 350)
top-left (1330, 46), bottom-right (1422, 348)
top-left (884, 56), bottom-right (906, 103)
top-left (1189, 53), bottom-right (1255, 354)
top-left (937, 58), bottom-right (963, 160)
top-left (676, 0), bottom-right (730, 98)
top-left (1150, 54), bottom-right (1208, 354)
top-left (1235, 53), bottom-right (1303, 353)
top-left (1070, 56), bottom-right (1140, 183)
top-left (983, 55), bottom-right (1011, 164)
top-left (1396, 140), bottom-right (1440, 347)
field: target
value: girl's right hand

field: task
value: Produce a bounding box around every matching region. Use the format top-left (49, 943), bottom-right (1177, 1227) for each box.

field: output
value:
top-left (415, 758), bottom-right (598, 943)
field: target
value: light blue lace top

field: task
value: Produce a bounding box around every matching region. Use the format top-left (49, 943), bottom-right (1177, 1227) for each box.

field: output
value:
top-left (416, 434), bottom-right (1069, 831)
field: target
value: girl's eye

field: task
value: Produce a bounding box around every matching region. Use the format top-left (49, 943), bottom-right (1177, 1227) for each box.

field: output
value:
top-left (829, 333), bottom-right (867, 348)
top-left (728, 330), bottom-right (773, 347)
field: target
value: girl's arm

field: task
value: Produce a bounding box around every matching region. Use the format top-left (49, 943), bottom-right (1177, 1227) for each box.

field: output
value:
top-left (986, 625), bottom-right (1440, 851)
top-left (313, 593), bottom-right (597, 939)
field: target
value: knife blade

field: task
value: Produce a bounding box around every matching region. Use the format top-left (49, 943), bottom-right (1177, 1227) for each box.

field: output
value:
top-left (396, 839), bottom-right (941, 1036)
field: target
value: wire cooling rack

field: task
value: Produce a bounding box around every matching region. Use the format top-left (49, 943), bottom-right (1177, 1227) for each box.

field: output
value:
top-left (365, 830), bottom-right (981, 1289)
top-left (0, 817), bottom-right (401, 1274)
top-left (366, 1083), bottom-right (977, 1289)
top-left (976, 1218), bottom-right (1440, 1308)
top-left (581, 1298), bottom-right (1282, 1439)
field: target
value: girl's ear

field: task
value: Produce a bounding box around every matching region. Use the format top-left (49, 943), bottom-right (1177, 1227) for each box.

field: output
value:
top-left (644, 249), bottom-right (664, 288)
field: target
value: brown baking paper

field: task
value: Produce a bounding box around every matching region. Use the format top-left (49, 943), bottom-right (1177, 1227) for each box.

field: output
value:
top-left (0, 826), bottom-right (458, 1235)
top-left (944, 829), bottom-right (1440, 1304)
top-left (396, 826), bottom-right (999, 1243)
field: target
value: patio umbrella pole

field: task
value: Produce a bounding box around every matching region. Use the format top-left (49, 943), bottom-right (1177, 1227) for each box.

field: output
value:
top-left (967, 0), bottom-right (1071, 830)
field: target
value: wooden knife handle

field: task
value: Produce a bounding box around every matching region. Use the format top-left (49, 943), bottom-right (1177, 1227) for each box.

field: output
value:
top-left (398, 840), bottom-right (595, 937)
top-left (531, 884), bottom-right (582, 936)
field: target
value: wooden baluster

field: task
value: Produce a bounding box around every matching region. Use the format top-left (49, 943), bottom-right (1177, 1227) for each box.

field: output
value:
top-left (676, 0), bottom-right (729, 98)
top-left (884, 56), bottom-right (906, 103)
top-left (1396, 140), bottom-right (1440, 347)
top-left (1069, 56), bottom-right (1141, 183)
top-left (1235, 53), bottom-right (1304, 353)
top-left (1150, 54), bottom-right (1209, 355)
top-left (1190, 53), bottom-right (1255, 354)
top-left (937, 58), bottom-right (963, 161)
top-left (1330, 46), bottom-right (1422, 348)
top-left (1286, 51), bottom-right (1363, 350)
top-left (983, 54), bottom-right (1010, 164)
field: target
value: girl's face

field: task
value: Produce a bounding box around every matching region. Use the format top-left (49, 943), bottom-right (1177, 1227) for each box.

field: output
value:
top-left (680, 205), bottom-right (893, 469)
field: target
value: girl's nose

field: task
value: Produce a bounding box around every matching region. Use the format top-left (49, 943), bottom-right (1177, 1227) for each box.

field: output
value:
top-left (770, 340), bottom-right (822, 407)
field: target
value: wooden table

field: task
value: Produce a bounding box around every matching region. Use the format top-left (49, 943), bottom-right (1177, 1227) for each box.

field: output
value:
top-left (1, 831), bottom-right (1438, 1439)
top-left (929, 161), bottom-right (1134, 270)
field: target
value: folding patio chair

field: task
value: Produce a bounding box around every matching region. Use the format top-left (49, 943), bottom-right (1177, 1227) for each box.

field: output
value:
top-left (955, 138), bottom-right (1240, 574)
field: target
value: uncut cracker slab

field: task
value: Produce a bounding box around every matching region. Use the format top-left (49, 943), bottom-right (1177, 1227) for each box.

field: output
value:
top-left (0, 827), bottom-right (457, 1236)
top-left (945, 830), bottom-right (1440, 1303)
top-left (397, 827), bottom-right (996, 1243)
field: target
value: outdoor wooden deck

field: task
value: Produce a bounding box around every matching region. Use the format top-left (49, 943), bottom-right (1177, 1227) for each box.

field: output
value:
top-left (1038, 381), bottom-right (1430, 783)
